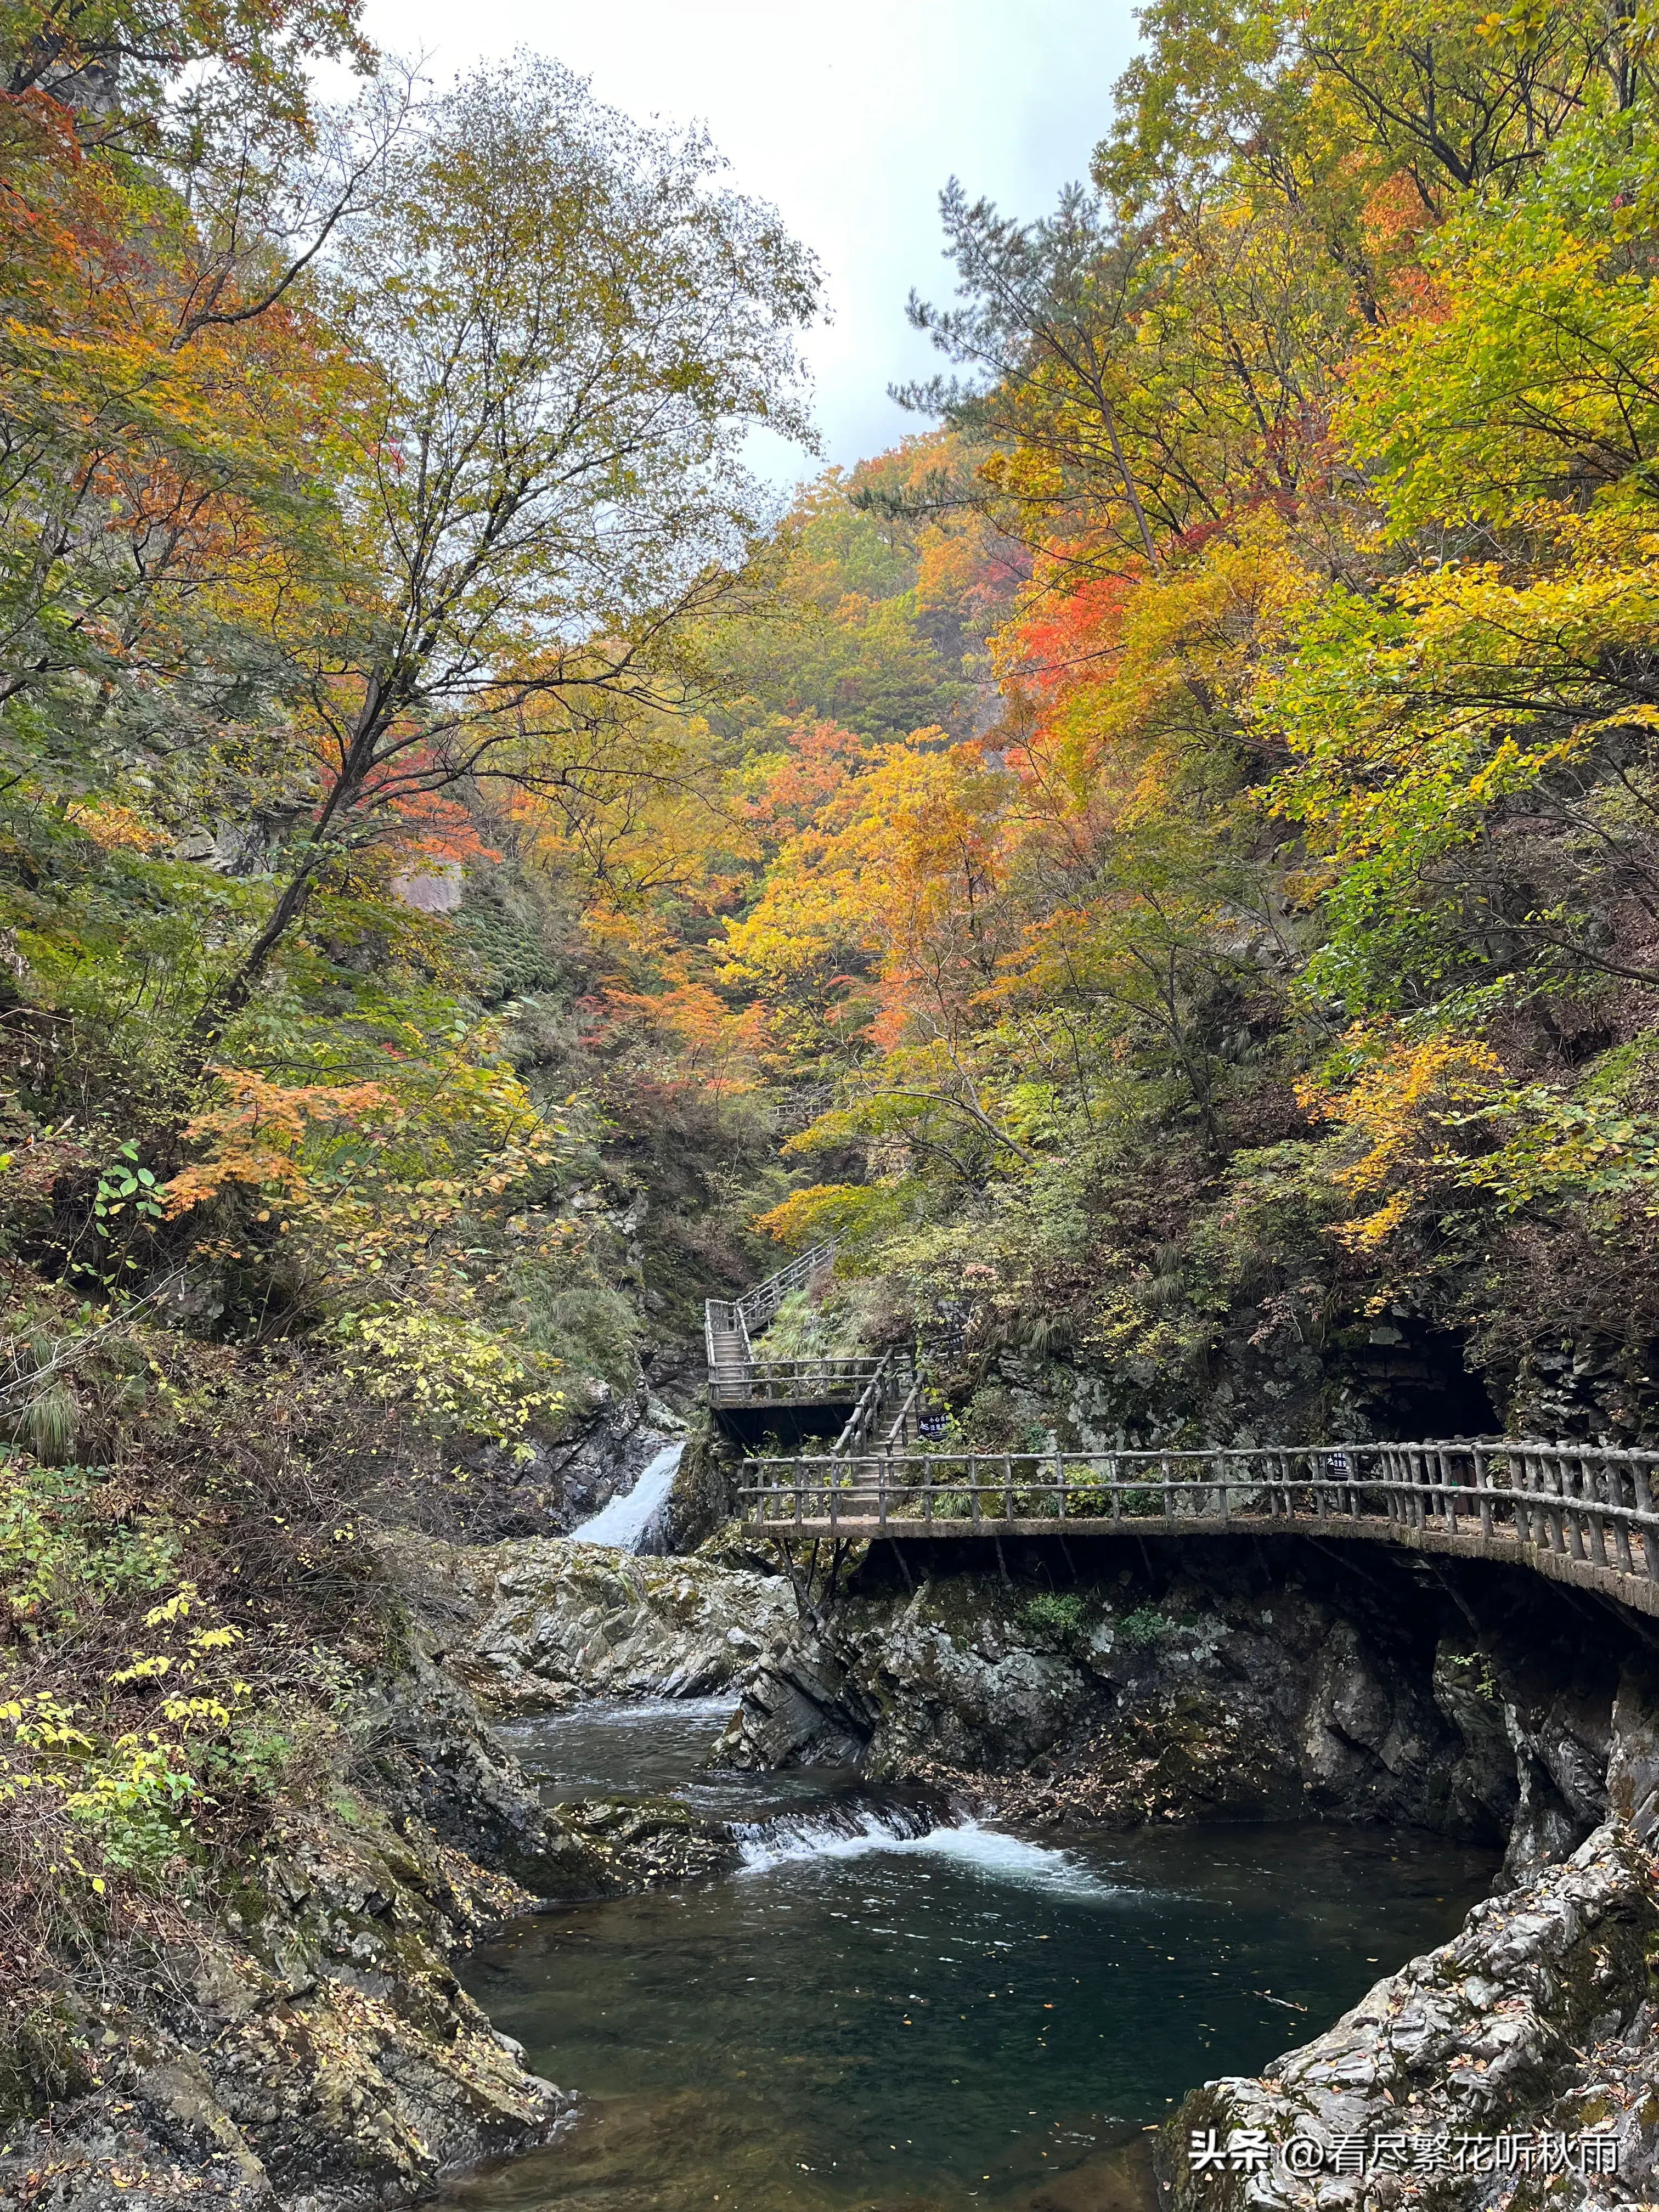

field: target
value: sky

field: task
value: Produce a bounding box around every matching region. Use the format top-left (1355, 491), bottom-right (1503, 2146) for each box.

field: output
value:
top-left (358, 0), bottom-right (1141, 488)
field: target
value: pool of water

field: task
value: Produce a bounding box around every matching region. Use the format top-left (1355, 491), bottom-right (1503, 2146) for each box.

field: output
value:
top-left (496, 1699), bottom-right (893, 1826)
top-left (444, 1701), bottom-right (1498, 2212)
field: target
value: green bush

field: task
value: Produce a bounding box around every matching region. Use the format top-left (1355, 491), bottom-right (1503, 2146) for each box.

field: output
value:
top-left (1022, 1592), bottom-right (1085, 1645)
top-left (1, 1462), bottom-right (176, 1637)
top-left (510, 1282), bottom-right (644, 1393)
top-left (1118, 1604), bottom-right (1167, 1649)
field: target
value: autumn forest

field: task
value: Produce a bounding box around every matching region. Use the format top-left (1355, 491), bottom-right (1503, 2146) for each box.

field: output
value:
top-left (5, 0), bottom-right (1659, 2134)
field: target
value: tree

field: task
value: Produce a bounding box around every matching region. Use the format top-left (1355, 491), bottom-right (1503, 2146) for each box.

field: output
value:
top-left (206, 54), bottom-right (819, 1026)
top-left (1268, 110), bottom-right (1659, 1013)
top-left (2, 0), bottom-right (370, 142)
top-left (899, 177), bottom-right (1356, 572)
top-left (0, 44), bottom-right (404, 826)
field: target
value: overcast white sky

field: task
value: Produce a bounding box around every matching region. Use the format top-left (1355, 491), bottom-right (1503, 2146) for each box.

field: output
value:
top-left (358, 0), bottom-right (1140, 487)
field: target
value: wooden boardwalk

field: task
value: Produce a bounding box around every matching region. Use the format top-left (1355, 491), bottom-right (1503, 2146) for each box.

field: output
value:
top-left (737, 1440), bottom-right (1659, 1622)
top-left (704, 1243), bottom-right (919, 1449)
top-left (701, 1254), bottom-right (1659, 1618)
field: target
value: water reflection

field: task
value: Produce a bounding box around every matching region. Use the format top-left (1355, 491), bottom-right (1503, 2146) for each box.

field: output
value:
top-left (445, 1699), bottom-right (1498, 2212)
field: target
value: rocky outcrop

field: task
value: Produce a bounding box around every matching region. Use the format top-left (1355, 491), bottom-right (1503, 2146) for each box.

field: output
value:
top-left (715, 1540), bottom-right (1641, 1876)
top-left (656, 1421), bottom-right (741, 1554)
top-left (20, 1522), bottom-right (1650, 2212)
top-left (1134, 1623), bottom-right (1659, 2210)
top-left (534, 1390), bottom-right (685, 1533)
top-left (0, 1617), bottom-right (744, 2212)
top-left (557, 1793), bottom-right (743, 1884)
top-left (699, 1532), bottom-right (1659, 2212)
top-left (381, 1530), bottom-right (796, 1709)
top-left (1155, 1822), bottom-right (1659, 2210)
top-left (0, 1792), bottom-right (576, 2212)
top-left (454, 1389), bottom-right (687, 1542)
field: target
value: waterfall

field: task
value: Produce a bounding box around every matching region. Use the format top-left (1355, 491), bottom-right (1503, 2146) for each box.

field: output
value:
top-left (569, 1441), bottom-right (684, 1553)
top-left (732, 1804), bottom-right (1127, 1894)
top-left (732, 1799), bottom-right (942, 1868)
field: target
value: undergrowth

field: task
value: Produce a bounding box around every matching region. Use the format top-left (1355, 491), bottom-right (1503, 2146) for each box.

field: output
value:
top-left (0, 1277), bottom-right (412, 2116)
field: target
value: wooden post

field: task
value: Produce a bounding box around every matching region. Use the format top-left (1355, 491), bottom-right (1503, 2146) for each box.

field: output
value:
top-left (1582, 1446), bottom-right (1609, 1571)
top-left (1541, 1449), bottom-right (1567, 1555)
top-left (1611, 1453), bottom-right (1636, 1576)
top-left (1539, 1447), bottom-right (1560, 1553)
top-left (1549, 1443), bottom-right (1579, 1560)
top-left (1634, 1456), bottom-right (1659, 1582)
top-left (1560, 1441), bottom-right (1585, 1562)
top-left (1004, 1453), bottom-right (1014, 1523)
top-left (1475, 1446), bottom-right (1492, 1540)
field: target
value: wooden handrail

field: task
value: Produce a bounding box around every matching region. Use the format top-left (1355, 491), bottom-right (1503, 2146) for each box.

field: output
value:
top-left (832, 1350), bottom-right (915, 1454)
top-left (708, 1355), bottom-right (886, 1409)
top-left (736, 1440), bottom-right (1659, 1617)
top-left (733, 1240), bottom-right (839, 1331)
top-left (879, 1373), bottom-right (922, 1454)
top-left (704, 1241), bottom-right (840, 1406)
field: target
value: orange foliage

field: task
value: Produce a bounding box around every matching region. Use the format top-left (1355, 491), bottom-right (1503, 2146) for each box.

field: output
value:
top-left (997, 568), bottom-right (1132, 703)
top-left (738, 720), bottom-right (868, 847)
top-left (163, 1071), bottom-right (393, 1216)
top-left (721, 735), bottom-right (1013, 1056)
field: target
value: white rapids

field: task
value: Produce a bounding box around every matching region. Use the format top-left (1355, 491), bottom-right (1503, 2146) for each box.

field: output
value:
top-left (736, 1809), bottom-right (1128, 1898)
top-left (569, 1441), bottom-right (684, 1552)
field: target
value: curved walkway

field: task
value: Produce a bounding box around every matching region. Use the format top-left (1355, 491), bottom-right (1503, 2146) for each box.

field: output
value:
top-left (738, 1439), bottom-right (1659, 1621)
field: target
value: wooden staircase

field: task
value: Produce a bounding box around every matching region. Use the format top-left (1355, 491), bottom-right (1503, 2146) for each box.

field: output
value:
top-left (705, 1311), bottom-right (751, 1401)
top-left (706, 1243), bottom-right (901, 1448)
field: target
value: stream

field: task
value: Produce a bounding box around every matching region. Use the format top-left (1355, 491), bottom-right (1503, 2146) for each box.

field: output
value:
top-left (438, 1698), bottom-right (1499, 2212)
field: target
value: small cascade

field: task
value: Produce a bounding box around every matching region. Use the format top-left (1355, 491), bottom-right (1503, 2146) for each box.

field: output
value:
top-left (569, 1441), bottom-right (684, 1553)
top-left (732, 1804), bottom-right (1130, 1895)
top-left (732, 1797), bottom-right (943, 1869)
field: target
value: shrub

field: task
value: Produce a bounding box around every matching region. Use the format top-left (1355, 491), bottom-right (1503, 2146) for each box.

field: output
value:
top-left (1118, 1605), bottom-right (1167, 1649)
top-left (1022, 1592), bottom-right (1085, 1646)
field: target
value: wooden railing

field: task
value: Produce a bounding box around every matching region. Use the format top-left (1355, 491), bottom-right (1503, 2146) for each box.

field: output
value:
top-left (879, 1372), bottom-right (922, 1454)
top-left (704, 1298), bottom-right (753, 1375)
top-left (739, 1438), bottom-right (1659, 1615)
top-left (832, 1351), bottom-right (915, 1454)
top-left (709, 1355), bottom-right (885, 1412)
top-left (706, 1240), bottom-right (839, 1344)
top-left (705, 1241), bottom-right (841, 1407)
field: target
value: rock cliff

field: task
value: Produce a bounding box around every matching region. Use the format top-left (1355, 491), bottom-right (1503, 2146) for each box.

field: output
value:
top-left (714, 1536), bottom-right (1646, 1887)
